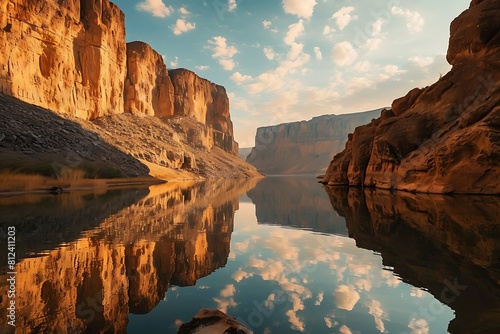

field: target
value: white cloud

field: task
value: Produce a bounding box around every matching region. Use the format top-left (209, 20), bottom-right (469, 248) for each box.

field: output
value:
top-left (170, 56), bottom-right (178, 67)
top-left (228, 0), bottom-right (237, 12)
top-left (372, 19), bottom-right (383, 36)
top-left (195, 65), bottom-right (209, 70)
top-left (314, 47), bottom-right (323, 60)
top-left (352, 61), bottom-right (371, 73)
top-left (231, 72), bottom-right (252, 83)
top-left (179, 7), bottom-right (190, 15)
top-left (219, 59), bottom-right (235, 71)
top-left (391, 7), bottom-right (425, 33)
top-left (365, 38), bottom-right (383, 51)
top-left (282, 0), bottom-right (317, 19)
top-left (262, 20), bottom-right (272, 29)
top-left (171, 19), bottom-right (196, 35)
top-left (384, 65), bottom-right (404, 75)
top-left (409, 56), bottom-right (434, 67)
top-left (263, 47), bottom-right (275, 60)
top-left (136, 0), bottom-right (173, 18)
top-left (331, 41), bottom-right (357, 67)
top-left (209, 36), bottom-right (238, 58)
top-left (208, 36), bottom-right (238, 71)
top-left (408, 318), bottom-right (430, 334)
top-left (284, 20), bottom-right (304, 45)
top-left (322, 25), bottom-right (335, 37)
top-left (331, 6), bottom-right (357, 30)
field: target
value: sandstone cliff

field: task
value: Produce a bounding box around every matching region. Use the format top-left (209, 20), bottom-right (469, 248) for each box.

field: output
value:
top-left (247, 110), bottom-right (381, 175)
top-left (0, 0), bottom-right (258, 179)
top-left (322, 0), bottom-right (500, 194)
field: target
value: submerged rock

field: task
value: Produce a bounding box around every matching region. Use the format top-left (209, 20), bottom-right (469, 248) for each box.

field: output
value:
top-left (178, 309), bottom-right (252, 334)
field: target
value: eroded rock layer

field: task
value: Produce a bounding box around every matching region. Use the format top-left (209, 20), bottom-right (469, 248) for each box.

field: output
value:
top-left (322, 0), bottom-right (500, 194)
top-left (247, 110), bottom-right (381, 175)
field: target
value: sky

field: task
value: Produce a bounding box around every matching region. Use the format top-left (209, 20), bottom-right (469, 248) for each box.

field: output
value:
top-left (110, 0), bottom-right (471, 147)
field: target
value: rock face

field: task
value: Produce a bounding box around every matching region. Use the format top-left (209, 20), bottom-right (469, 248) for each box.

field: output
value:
top-left (322, 0), bottom-right (500, 194)
top-left (169, 68), bottom-right (238, 155)
top-left (124, 41), bottom-right (175, 117)
top-left (0, 0), bottom-right (127, 120)
top-left (247, 110), bottom-right (381, 175)
top-left (178, 309), bottom-right (253, 334)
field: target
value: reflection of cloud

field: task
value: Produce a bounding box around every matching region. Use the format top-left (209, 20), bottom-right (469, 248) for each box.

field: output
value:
top-left (408, 318), bottom-right (430, 334)
top-left (410, 288), bottom-right (425, 298)
top-left (339, 325), bottom-right (354, 334)
top-left (335, 285), bottom-right (360, 311)
top-left (355, 278), bottom-right (372, 292)
top-left (286, 309), bottom-right (305, 332)
top-left (324, 316), bottom-right (338, 329)
top-left (368, 300), bottom-right (386, 333)
top-left (213, 284), bottom-right (237, 313)
top-left (315, 292), bottom-right (324, 305)
top-left (232, 268), bottom-right (253, 282)
top-left (233, 240), bottom-right (250, 254)
top-left (381, 269), bottom-right (401, 287)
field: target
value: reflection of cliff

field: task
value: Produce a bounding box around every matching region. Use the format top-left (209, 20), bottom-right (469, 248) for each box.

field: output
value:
top-left (247, 177), bottom-right (348, 236)
top-left (325, 187), bottom-right (500, 334)
top-left (0, 179), bottom-right (258, 333)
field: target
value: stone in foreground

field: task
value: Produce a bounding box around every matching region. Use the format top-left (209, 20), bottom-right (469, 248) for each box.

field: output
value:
top-left (178, 309), bottom-right (252, 334)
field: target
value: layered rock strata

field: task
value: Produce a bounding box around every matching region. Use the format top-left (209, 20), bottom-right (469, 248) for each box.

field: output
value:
top-left (322, 0), bottom-right (500, 194)
top-left (247, 110), bottom-right (381, 175)
top-left (0, 0), bottom-right (240, 161)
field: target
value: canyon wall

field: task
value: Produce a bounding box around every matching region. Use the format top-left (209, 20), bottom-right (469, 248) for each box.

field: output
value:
top-left (0, 0), bottom-right (238, 156)
top-left (246, 110), bottom-right (381, 175)
top-left (322, 0), bottom-right (500, 194)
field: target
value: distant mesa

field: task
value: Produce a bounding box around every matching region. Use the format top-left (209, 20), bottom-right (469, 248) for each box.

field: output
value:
top-left (245, 110), bottom-right (382, 175)
top-left (322, 0), bottom-right (500, 194)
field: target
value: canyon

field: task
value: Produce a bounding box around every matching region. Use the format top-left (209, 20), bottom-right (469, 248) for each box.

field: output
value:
top-left (246, 110), bottom-right (382, 175)
top-left (0, 0), bottom-right (257, 179)
top-left (322, 0), bottom-right (500, 194)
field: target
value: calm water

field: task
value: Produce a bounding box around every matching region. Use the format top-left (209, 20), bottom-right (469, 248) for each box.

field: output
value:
top-left (0, 177), bottom-right (499, 334)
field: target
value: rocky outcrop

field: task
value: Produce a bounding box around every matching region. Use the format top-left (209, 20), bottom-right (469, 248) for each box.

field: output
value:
top-left (0, 0), bottom-right (246, 177)
top-left (169, 68), bottom-right (238, 155)
top-left (0, 0), bottom-right (127, 120)
top-left (178, 309), bottom-right (253, 334)
top-left (325, 186), bottom-right (500, 333)
top-left (322, 0), bottom-right (500, 194)
top-left (247, 110), bottom-right (381, 175)
top-left (124, 41), bottom-right (174, 117)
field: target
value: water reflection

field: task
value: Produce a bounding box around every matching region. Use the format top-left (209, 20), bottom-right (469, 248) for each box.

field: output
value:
top-left (0, 179), bottom-right (257, 333)
top-left (0, 177), bottom-right (498, 333)
top-left (324, 186), bottom-right (500, 334)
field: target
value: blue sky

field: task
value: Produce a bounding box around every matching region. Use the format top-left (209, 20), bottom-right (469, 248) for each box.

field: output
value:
top-left (111, 0), bottom-right (470, 147)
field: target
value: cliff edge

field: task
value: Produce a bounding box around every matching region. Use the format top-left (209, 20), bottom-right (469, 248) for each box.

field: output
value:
top-left (322, 0), bottom-right (500, 194)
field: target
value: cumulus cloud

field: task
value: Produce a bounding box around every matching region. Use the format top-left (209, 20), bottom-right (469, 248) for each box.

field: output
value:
top-left (136, 0), bottom-right (173, 17)
top-left (195, 65), bottom-right (209, 70)
top-left (314, 47), bottom-right (323, 60)
top-left (284, 20), bottom-right (304, 45)
top-left (263, 47), bottom-right (276, 60)
top-left (179, 7), bottom-right (190, 15)
top-left (262, 20), bottom-right (272, 29)
top-left (352, 61), bottom-right (371, 73)
top-left (322, 25), bottom-right (335, 37)
top-left (170, 56), bottom-right (178, 67)
top-left (391, 6), bottom-right (425, 33)
top-left (408, 318), bottom-right (430, 334)
top-left (171, 19), bottom-right (196, 35)
top-left (409, 56), bottom-right (434, 67)
top-left (368, 300), bottom-right (387, 333)
top-left (228, 0), bottom-right (237, 12)
top-left (208, 36), bottom-right (238, 71)
top-left (231, 72), bottom-right (252, 83)
top-left (331, 6), bottom-right (357, 30)
top-left (282, 0), bottom-right (317, 19)
top-left (372, 19), bottom-right (383, 36)
top-left (331, 41), bottom-right (357, 67)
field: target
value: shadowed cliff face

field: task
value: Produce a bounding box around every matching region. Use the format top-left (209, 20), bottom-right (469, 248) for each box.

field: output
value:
top-left (247, 110), bottom-right (381, 175)
top-left (324, 186), bottom-right (500, 334)
top-left (0, 178), bottom-right (258, 333)
top-left (246, 177), bottom-right (348, 235)
top-left (322, 0), bottom-right (500, 194)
